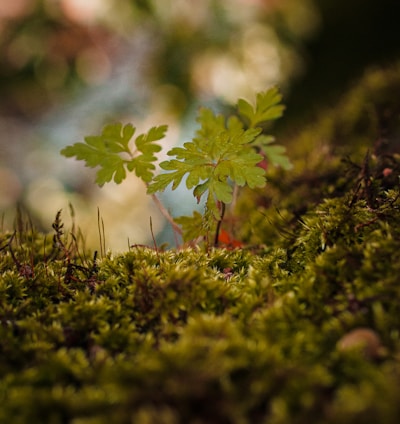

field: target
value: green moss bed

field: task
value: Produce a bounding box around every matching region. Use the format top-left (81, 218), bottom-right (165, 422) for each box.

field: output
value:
top-left (2, 66), bottom-right (400, 423)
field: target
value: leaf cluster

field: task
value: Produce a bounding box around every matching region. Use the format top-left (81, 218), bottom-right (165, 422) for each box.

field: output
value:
top-left (61, 123), bottom-right (167, 185)
top-left (148, 108), bottom-right (265, 218)
top-left (147, 87), bottom-right (290, 241)
top-left (60, 87), bottom-right (291, 245)
top-left (148, 89), bottom-right (290, 212)
top-left (238, 88), bottom-right (292, 170)
top-left (237, 87), bottom-right (285, 128)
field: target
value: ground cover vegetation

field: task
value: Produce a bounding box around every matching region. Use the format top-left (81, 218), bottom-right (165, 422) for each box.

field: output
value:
top-left (1, 64), bottom-right (400, 423)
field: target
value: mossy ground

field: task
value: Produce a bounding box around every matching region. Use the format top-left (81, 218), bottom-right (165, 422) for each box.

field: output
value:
top-left (2, 65), bottom-right (400, 423)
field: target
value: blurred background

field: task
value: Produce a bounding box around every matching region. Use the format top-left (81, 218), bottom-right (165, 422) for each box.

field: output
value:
top-left (1, 0), bottom-right (400, 250)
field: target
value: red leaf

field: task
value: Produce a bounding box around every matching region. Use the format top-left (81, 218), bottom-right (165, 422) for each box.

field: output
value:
top-left (218, 229), bottom-right (243, 248)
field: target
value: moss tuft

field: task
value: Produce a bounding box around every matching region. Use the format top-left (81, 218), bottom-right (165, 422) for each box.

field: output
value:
top-left (3, 65), bottom-right (400, 422)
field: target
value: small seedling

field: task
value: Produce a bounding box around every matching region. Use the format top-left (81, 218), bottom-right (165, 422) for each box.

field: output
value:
top-left (61, 88), bottom-right (291, 248)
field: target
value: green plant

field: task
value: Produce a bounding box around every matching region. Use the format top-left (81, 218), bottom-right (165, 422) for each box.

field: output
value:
top-left (61, 88), bottom-right (291, 247)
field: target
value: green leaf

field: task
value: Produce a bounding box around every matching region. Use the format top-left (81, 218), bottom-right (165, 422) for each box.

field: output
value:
top-left (255, 135), bottom-right (292, 170)
top-left (132, 125), bottom-right (167, 183)
top-left (209, 180), bottom-right (233, 204)
top-left (102, 122), bottom-right (135, 152)
top-left (237, 87), bottom-right (285, 128)
top-left (236, 90), bottom-right (291, 172)
top-left (255, 134), bottom-right (276, 147)
top-left (135, 125), bottom-right (167, 155)
top-left (147, 107), bottom-right (265, 204)
top-left (174, 211), bottom-right (211, 242)
top-left (236, 99), bottom-right (254, 123)
top-left (193, 181), bottom-right (209, 202)
top-left (128, 154), bottom-right (156, 183)
top-left (96, 159), bottom-right (126, 185)
top-left (61, 142), bottom-right (107, 168)
top-left (61, 122), bottom-right (167, 186)
top-left (263, 145), bottom-right (293, 170)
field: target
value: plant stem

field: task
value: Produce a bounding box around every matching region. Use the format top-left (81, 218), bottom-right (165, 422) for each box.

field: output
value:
top-left (150, 193), bottom-right (183, 236)
top-left (214, 202), bottom-right (226, 247)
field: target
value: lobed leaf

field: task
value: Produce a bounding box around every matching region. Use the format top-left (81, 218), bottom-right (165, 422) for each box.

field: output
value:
top-left (61, 122), bottom-right (167, 186)
top-left (147, 107), bottom-right (264, 204)
top-left (209, 180), bottom-right (233, 204)
top-left (101, 123), bottom-right (134, 153)
top-left (96, 158), bottom-right (126, 185)
top-left (256, 135), bottom-right (292, 170)
top-left (61, 143), bottom-right (107, 168)
top-left (237, 87), bottom-right (285, 128)
top-left (131, 125), bottom-right (167, 182)
top-left (263, 145), bottom-right (293, 170)
top-left (174, 211), bottom-right (209, 242)
top-left (135, 125), bottom-right (167, 155)
top-left (128, 155), bottom-right (157, 183)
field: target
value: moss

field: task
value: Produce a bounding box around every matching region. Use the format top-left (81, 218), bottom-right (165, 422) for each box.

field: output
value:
top-left (2, 66), bottom-right (400, 422)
